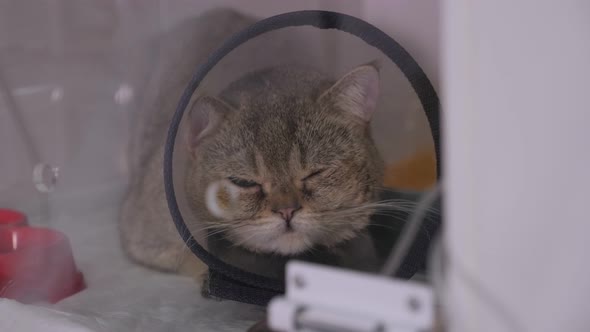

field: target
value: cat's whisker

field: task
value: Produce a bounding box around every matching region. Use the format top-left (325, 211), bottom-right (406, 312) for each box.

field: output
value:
top-left (229, 229), bottom-right (264, 249)
top-left (172, 228), bottom-right (196, 271)
top-left (364, 200), bottom-right (439, 214)
top-left (308, 212), bottom-right (432, 239)
top-left (309, 207), bottom-right (375, 216)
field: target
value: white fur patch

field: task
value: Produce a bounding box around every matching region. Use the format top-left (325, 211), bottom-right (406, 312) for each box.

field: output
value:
top-left (204, 180), bottom-right (240, 218)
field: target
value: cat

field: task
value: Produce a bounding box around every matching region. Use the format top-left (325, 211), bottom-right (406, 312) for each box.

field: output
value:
top-left (120, 8), bottom-right (385, 281)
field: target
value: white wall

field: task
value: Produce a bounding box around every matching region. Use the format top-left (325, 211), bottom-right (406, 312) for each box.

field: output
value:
top-left (443, 1), bottom-right (590, 331)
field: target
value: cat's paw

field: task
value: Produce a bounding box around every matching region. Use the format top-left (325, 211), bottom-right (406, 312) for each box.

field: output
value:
top-left (177, 253), bottom-right (208, 282)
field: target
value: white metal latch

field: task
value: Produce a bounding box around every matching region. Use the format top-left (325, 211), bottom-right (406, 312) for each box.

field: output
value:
top-left (268, 262), bottom-right (433, 332)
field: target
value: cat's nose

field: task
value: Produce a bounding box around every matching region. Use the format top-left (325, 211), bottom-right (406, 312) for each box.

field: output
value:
top-left (272, 204), bottom-right (301, 222)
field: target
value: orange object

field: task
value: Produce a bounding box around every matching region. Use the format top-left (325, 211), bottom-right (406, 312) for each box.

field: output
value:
top-left (383, 148), bottom-right (437, 191)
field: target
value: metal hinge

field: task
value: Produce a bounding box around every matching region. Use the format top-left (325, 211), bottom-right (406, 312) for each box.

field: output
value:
top-left (268, 262), bottom-right (433, 332)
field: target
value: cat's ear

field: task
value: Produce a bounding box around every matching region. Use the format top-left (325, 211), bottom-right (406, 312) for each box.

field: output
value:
top-left (319, 63), bottom-right (380, 122)
top-left (186, 96), bottom-right (230, 152)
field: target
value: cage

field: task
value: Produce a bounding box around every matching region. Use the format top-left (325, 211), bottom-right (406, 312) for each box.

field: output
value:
top-left (0, 1), bottom-right (441, 331)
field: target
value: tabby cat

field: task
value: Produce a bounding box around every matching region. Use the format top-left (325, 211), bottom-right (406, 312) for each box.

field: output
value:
top-left (120, 8), bottom-right (384, 280)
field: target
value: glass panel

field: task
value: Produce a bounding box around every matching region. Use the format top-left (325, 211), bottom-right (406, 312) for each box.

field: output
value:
top-left (0, 1), bottom-right (440, 330)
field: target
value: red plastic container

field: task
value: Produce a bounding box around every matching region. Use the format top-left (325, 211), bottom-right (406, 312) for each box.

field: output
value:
top-left (0, 226), bottom-right (86, 303)
top-left (0, 209), bottom-right (28, 229)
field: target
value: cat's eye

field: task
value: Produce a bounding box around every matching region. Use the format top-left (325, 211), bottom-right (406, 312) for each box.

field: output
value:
top-left (228, 176), bottom-right (260, 188)
top-left (302, 169), bottom-right (326, 181)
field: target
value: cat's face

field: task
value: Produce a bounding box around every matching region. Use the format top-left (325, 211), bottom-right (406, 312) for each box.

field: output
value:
top-left (186, 64), bottom-right (383, 255)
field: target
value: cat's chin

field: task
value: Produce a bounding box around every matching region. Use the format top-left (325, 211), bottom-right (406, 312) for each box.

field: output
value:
top-left (226, 216), bottom-right (365, 256)
top-left (271, 231), bottom-right (313, 255)
top-left (243, 231), bottom-right (311, 256)
top-left (227, 222), bottom-right (312, 256)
